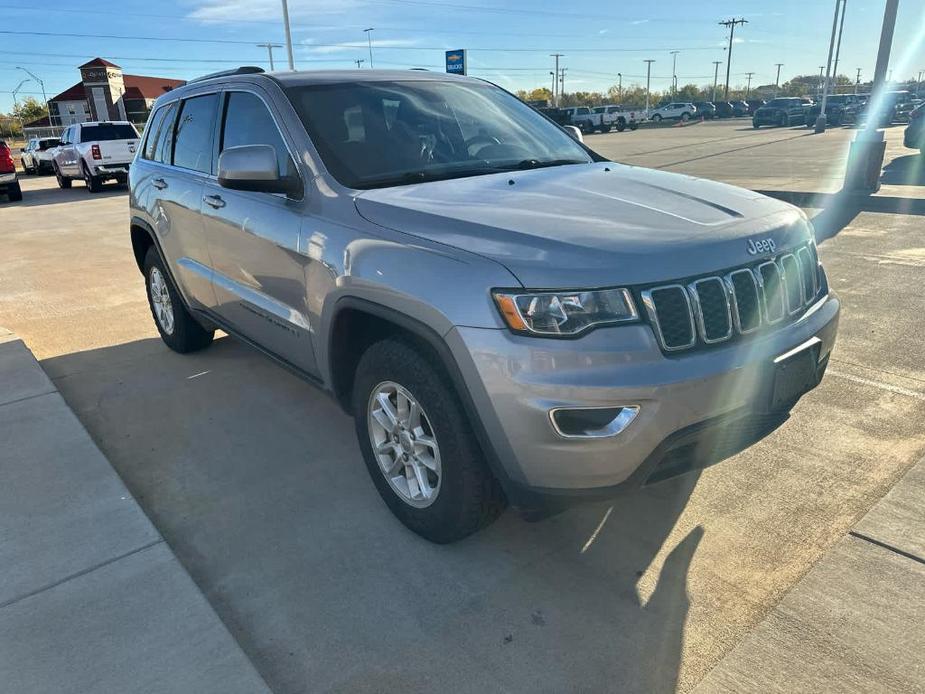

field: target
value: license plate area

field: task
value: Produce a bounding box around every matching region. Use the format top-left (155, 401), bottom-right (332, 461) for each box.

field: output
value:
top-left (765, 338), bottom-right (822, 412)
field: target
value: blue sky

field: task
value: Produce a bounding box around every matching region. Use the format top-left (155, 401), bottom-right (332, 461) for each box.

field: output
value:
top-left (2, 0), bottom-right (924, 112)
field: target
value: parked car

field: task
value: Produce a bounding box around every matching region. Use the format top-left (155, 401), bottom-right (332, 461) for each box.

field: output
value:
top-left (130, 67), bottom-right (839, 543)
top-left (805, 94), bottom-right (863, 127)
top-left (753, 97), bottom-right (807, 128)
top-left (561, 106), bottom-right (609, 134)
top-left (693, 102), bottom-right (717, 119)
top-left (20, 136), bottom-right (61, 174)
top-left (52, 120), bottom-right (140, 193)
top-left (746, 99), bottom-right (766, 115)
top-left (859, 90), bottom-right (916, 127)
top-left (731, 101), bottom-right (750, 117)
top-left (649, 102), bottom-right (696, 122)
top-left (903, 103), bottom-right (924, 152)
top-left (593, 104), bottom-right (639, 131)
top-left (0, 140), bottom-right (23, 201)
top-left (535, 106), bottom-right (570, 126)
top-left (712, 101), bottom-right (735, 118)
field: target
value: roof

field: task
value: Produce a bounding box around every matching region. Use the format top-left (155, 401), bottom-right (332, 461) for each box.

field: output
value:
top-left (79, 57), bottom-right (120, 69)
top-left (49, 74), bottom-right (185, 103)
top-left (267, 69), bottom-right (474, 88)
top-left (24, 115), bottom-right (51, 127)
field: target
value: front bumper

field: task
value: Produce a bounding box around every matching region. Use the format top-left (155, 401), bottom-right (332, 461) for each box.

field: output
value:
top-left (448, 292), bottom-right (839, 499)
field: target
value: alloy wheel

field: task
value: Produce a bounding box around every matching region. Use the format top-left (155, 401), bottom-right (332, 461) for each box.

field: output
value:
top-left (367, 381), bottom-right (442, 508)
top-left (149, 267), bottom-right (175, 335)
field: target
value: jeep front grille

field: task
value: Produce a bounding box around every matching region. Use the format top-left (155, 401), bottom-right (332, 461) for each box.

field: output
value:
top-left (641, 243), bottom-right (823, 352)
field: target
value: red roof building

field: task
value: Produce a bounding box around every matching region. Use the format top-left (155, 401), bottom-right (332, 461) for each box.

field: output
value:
top-left (46, 58), bottom-right (184, 127)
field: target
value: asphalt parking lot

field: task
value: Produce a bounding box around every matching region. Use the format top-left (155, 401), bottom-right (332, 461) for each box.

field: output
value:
top-left (2, 119), bottom-right (924, 693)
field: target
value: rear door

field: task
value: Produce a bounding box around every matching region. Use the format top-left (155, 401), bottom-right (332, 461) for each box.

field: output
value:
top-left (200, 88), bottom-right (316, 373)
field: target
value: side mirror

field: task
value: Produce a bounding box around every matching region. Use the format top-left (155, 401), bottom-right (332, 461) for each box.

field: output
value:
top-left (563, 125), bottom-right (584, 143)
top-left (218, 144), bottom-right (299, 197)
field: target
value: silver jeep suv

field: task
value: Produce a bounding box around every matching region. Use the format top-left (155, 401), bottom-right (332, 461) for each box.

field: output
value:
top-left (129, 68), bottom-right (839, 542)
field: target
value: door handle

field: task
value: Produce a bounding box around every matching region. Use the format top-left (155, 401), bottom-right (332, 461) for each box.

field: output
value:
top-left (152, 177), bottom-right (168, 190)
top-left (203, 194), bottom-right (226, 209)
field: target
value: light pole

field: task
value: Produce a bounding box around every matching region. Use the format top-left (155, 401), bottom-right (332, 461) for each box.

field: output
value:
top-left (256, 43), bottom-right (283, 71)
top-left (644, 59), bottom-right (655, 114)
top-left (549, 72), bottom-right (556, 103)
top-left (280, 0), bottom-right (295, 70)
top-left (856, 67), bottom-right (862, 94)
top-left (775, 63), bottom-right (784, 96)
top-left (818, 66), bottom-right (826, 98)
top-left (669, 50), bottom-right (679, 97)
top-left (719, 18), bottom-right (748, 99)
top-left (832, 0), bottom-right (848, 91)
top-left (559, 67), bottom-right (567, 102)
top-left (16, 67), bottom-right (49, 126)
top-left (712, 60), bottom-right (722, 101)
top-left (364, 28), bottom-right (375, 68)
top-left (744, 72), bottom-right (754, 100)
top-left (550, 54), bottom-right (563, 106)
top-left (11, 78), bottom-right (30, 134)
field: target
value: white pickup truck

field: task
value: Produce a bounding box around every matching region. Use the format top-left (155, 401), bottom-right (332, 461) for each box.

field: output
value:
top-left (52, 121), bottom-right (140, 193)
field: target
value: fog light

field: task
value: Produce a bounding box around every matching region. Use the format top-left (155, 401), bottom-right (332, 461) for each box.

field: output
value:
top-left (550, 406), bottom-right (639, 439)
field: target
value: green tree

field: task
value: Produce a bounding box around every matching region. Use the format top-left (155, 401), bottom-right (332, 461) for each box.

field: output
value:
top-left (12, 96), bottom-right (47, 124)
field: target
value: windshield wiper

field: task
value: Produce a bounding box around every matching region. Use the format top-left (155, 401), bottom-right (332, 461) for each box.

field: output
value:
top-left (358, 166), bottom-right (512, 189)
top-left (507, 158), bottom-right (589, 170)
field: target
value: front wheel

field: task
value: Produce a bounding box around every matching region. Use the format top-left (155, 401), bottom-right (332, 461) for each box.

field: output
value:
top-left (652, 114), bottom-right (662, 122)
top-left (615, 119), bottom-right (626, 132)
top-left (143, 247), bottom-right (214, 353)
top-left (681, 112), bottom-right (690, 122)
top-left (6, 181), bottom-right (22, 202)
top-left (353, 338), bottom-right (506, 543)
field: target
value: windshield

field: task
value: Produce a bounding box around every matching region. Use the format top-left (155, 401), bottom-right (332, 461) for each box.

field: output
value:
top-left (80, 124), bottom-right (138, 142)
top-left (285, 80), bottom-right (592, 189)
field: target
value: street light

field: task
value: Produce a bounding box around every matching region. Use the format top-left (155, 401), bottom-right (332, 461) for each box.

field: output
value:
top-left (644, 59), bottom-right (655, 114)
top-left (280, 0), bottom-right (295, 70)
top-left (617, 72), bottom-right (622, 101)
top-left (364, 28), bottom-right (375, 68)
top-left (355, 59), bottom-right (366, 69)
top-left (669, 50), bottom-right (679, 97)
top-left (712, 60), bottom-right (722, 102)
top-left (16, 67), bottom-right (50, 126)
top-left (775, 63), bottom-right (784, 96)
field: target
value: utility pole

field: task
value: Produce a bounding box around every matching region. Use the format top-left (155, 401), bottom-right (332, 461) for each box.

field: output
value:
top-left (256, 43), bottom-right (283, 71)
top-left (549, 72), bottom-right (556, 103)
top-left (712, 60), bottom-right (722, 101)
top-left (364, 28), bottom-right (375, 68)
top-left (818, 66), bottom-right (826, 98)
top-left (550, 54), bottom-right (563, 106)
top-left (719, 18), bottom-right (747, 99)
top-left (280, 0), bottom-right (295, 70)
top-left (855, 67), bottom-right (862, 94)
top-left (832, 0), bottom-right (848, 94)
top-left (670, 50), bottom-right (680, 97)
top-left (644, 59), bottom-right (655, 113)
top-left (918, 70), bottom-right (924, 97)
top-left (354, 59), bottom-right (365, 69)
top-left (559, 67), bottom-right (567, 103)
top-left (774, 63), bottom-right (784, 96)
top-left (744, 72), bottom-right (754, 100)
top-left (617, 72), bottom-right (622, 101)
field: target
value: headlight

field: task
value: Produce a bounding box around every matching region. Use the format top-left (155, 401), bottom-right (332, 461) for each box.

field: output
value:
top-left (492, 288), bottom-right (638, 336)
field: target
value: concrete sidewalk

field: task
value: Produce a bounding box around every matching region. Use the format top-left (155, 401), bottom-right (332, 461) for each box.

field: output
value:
top-left (693, 455), bottom-right (925, 693)
top-left (0, 327), bottom-right (270, 693)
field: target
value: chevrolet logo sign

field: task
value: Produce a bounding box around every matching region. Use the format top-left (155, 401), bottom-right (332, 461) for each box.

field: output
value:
top-left (447, 54), bottom-right (462, 61)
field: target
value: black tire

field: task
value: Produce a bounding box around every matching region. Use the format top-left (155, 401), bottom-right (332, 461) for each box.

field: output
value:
top-left (652, 114), bottom-right (662, 122)
top-left (352, 337), bottom-right (506, 543)
top-left (83, 164), bottom-right (102, 193)
top-left (600, 124), bottom-right (611, 133)
top-left (752, 120), bottom-right (760, 129)
top-left (6, 181), bottom-right (22, 202)
top-left (115, 173), bottom-right (128, 187)
top-left (629, 121), bottom-right (638, 131)
top-left (681, 112), bottom-right (690, 122)
top-left (143, 246), bottom-right (214, 353)
top-left (615, 119), bottom-right (626, 132)
top-left (55, 164), bottom-right (71, 189)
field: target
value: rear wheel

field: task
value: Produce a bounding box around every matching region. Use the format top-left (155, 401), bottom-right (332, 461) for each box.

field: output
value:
top-left (83, 164), bottom-right (102, 193)
top-left (6, 181), bottom-right (22, 202)
top-left (353, 338), bottom-right (506, 543)
top-left (681, 112), bottom-right (690, 122)
top-left (629, 120), bottom-right (638, 131)
top-left (143, 247), bottom-right (214, 353)
top-left (616, 118), bottom-right (626, 132)
top-left (652, 114), bottom-right (662, 122)
top-left (54, 164), bottom-right (71, 189)
top-left (21, 159), bottom-right (33, 175)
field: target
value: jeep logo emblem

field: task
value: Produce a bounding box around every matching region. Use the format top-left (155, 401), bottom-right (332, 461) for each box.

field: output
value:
top-left (746, 238), bottom-right (776, 255)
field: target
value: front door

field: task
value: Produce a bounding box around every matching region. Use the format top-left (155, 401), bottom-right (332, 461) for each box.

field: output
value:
top-left (201, 89), bottom-right (317, 375)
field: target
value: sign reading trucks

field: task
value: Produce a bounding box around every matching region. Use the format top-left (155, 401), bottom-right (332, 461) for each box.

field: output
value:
top-left (445, 50), bottom-right (467, 75)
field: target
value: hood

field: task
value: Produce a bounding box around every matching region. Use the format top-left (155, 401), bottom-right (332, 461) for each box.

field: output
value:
top-left (355, 163), bottom-right (811, 288)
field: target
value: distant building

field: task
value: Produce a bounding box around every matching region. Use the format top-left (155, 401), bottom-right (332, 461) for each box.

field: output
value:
top-left (45, 58), bottom-right (184, 126)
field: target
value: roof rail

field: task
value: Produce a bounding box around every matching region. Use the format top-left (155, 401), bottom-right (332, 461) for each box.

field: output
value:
top-left (187, 66), bottom-right (265, 84)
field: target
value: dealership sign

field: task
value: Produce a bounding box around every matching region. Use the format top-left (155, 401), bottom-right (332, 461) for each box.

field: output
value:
top-left (445, 50), bottom-right (467, 75)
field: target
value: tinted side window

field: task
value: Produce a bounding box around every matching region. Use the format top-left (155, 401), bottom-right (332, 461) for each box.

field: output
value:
top-left (173, 94), bottom-right (218, 174)
top-left (142, 105), bottom-right (169, 160)
top-left (220, 91), bottom-right (293, 177)
top-left (153, 102), bottom-right (178, 165)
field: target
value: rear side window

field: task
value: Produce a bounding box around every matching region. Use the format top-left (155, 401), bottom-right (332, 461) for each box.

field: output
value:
top-left (220, 91), bottom-right (294, 178)
top-left (153, 103), bottom-right (178, 165)
top-left (173, 94), bottom-right (219, 174)
top-left (79, 123), bottom-right (138, 142)
top-left (142, 106), bottom-right (169, 160)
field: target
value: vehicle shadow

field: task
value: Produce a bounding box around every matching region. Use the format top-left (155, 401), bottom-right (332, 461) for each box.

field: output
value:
top-left (42, 335), bottom-right (715, 693)
top-left (881, 154), bottom-right (925, 186)
top-left (753, 189), bottom-right (925, 242)
top-left (9, 181), bottom-right (127, 208)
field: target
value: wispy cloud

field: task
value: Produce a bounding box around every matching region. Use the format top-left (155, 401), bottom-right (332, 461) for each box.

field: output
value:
top-left (187, 0), bottom-right (358, 23)
top-left (301, 38), bottom-right (421, 55)
top-left (631, 19), bottom-right (650, 25)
